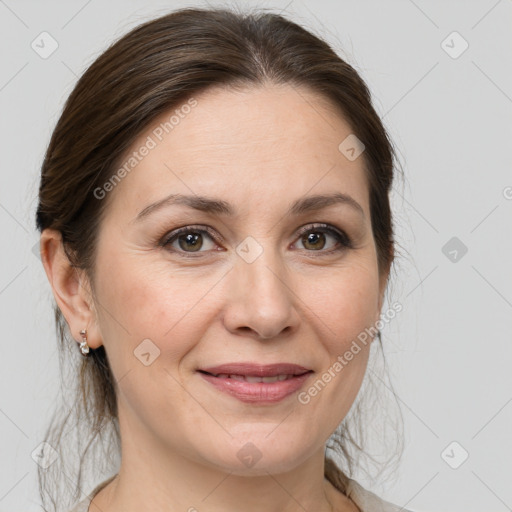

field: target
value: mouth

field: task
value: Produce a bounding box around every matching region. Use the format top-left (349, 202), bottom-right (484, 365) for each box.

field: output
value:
top-left (200, 373), bottom-right (302, 382)
top-left (197, 363), bottom-right (313, 403)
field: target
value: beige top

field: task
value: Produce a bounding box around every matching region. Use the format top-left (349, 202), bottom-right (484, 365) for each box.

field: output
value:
top-left (69, 458), bottom-right (414, 512)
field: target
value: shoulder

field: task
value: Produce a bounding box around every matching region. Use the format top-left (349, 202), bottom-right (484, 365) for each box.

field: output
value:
top-left (67, 474), bottom-right (117, 512)
top-left (345, 477), bottom-right (416, 512)
top-left (325, 457), bottom-right (416, 512)
top-left (67, 498), bottom-right (90, 512)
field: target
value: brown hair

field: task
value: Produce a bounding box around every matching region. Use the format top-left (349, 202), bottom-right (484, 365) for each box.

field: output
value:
top-left (35, 6), bottom-right (404, 511)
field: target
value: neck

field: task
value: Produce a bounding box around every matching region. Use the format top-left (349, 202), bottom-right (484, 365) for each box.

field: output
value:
top-left (89, 412), bottom-right (354, 512)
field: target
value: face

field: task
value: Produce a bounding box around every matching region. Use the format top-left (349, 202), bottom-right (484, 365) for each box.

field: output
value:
top-left (88, 83), bottom-right (387, 475)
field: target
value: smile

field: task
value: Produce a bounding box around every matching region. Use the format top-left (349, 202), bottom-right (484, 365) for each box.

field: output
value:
top-left (197, 363), bottom-right (313, 403)
top-left (208, 373), bottom-right (297, 382)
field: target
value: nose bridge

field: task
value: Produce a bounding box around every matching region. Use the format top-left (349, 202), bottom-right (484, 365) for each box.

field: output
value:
top-left (237, 234), bottom-right (288, 297)
top-left (223, 234), bottom-right (298, 338)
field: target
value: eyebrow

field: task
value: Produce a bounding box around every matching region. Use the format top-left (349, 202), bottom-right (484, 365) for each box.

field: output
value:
top-left (134, 192), bottom-right (365, 222)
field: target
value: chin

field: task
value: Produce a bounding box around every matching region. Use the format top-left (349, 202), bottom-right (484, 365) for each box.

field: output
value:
top-left (201, 432), bottom-right (316, 476)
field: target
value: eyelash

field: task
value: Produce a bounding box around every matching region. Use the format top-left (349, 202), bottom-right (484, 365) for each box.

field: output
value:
top-left (159, 223), bottom-right (353, 258)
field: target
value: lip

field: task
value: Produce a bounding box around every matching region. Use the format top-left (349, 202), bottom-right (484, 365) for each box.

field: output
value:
top-left (198, 363), bottom-right (313, 404)
top-left (200, 363), bottom-right (311, 377)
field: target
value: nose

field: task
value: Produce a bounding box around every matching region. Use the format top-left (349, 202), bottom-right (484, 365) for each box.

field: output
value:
top-left (221, 243), bottom-right (300, 341)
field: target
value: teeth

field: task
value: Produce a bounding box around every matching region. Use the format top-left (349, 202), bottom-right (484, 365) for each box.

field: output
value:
top-left (212, 373), bottom-right (294, 382)
top-left (245, 375), bottom-right (264, 383)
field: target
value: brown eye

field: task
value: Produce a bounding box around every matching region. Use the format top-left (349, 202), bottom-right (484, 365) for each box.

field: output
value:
top-left (294, 224), bottom-right (352, 254)
top-left (301, 232), bottom-right (327, 250)
top-left (177, 232), bottom-right (203, 252)
top-left (162, 227), bottom-right (218, 255)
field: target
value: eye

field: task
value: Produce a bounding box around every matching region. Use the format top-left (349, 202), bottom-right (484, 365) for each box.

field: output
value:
top-left (293, 223), bottom-right (352, 254)
top-left (161, 225), bottom-right (219, 256)
top-left (160, 222), bottom-right (353, 258)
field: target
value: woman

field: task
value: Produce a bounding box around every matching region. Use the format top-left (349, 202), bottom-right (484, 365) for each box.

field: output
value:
top-left (36, 6), bottom-right (412, 512)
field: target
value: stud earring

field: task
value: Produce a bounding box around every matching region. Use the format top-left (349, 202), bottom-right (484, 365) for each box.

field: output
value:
top-left (79, 329), bottom-right (90, 356)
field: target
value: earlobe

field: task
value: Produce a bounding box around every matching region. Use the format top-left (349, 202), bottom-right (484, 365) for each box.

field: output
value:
top-left (39, 229), bottom-right (102, 350)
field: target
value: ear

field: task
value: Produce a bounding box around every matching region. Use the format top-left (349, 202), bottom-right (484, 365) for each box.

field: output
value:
top-left (376, 271), bottom-right (387, 316)
top-left (39, 229), bottom-right (103, 350)
top-left (374, 246), bottom-right (394, 328)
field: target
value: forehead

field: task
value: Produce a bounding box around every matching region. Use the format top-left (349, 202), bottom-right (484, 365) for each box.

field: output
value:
top-left (106, 83), bottom-right (369, 219)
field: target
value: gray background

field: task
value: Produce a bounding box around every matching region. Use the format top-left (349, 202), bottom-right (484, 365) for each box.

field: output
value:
top-left (1, 1), bottom-right (511, 511)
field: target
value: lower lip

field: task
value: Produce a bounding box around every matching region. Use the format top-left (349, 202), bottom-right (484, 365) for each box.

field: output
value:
top-left (199, 372), bottom-right (312, 403)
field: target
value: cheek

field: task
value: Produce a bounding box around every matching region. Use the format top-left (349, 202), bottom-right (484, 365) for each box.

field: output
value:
top-left (93, 251), bottom-right (220, 369)
top-left (92, 257), bottom-right (206, 420)
top-left (308, 262), bottom-right (379, 410)
top-left (304, 260), bottom-right (381, 345)
top-left (297, 269), bottom-right (377, 432)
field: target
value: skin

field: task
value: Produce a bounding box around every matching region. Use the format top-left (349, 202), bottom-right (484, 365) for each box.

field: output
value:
top-left (41, 82), bottom-right (390, 512)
